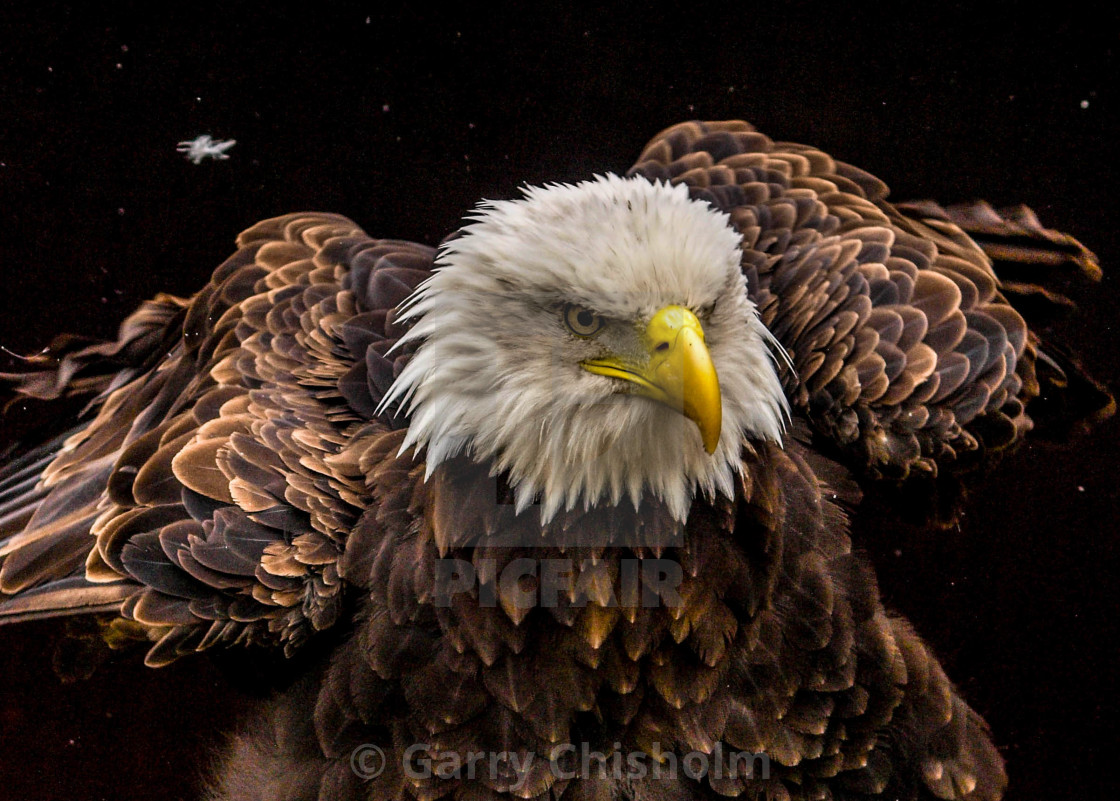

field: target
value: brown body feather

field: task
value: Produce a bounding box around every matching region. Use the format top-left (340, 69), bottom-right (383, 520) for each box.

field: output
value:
top-left (0, 121), bottom-right (1107, 800)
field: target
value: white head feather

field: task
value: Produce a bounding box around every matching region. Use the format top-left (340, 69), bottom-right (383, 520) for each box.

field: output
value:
top-left (380, 174), bottom-right (788, 522)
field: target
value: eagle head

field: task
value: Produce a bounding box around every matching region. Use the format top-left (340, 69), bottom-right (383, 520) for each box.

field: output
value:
top-left (381, 174), bottom-right (788, 522)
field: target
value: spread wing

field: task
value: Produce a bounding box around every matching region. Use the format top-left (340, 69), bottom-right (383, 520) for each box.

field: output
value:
top-left (628, 120), bottom-right (1111, 485)
top-left (0, 120), bottom-right (1110, 672)
top-left (0, 213), bottom-right (435, 665)
top-left (0, 124), bottom-right (1055, 800)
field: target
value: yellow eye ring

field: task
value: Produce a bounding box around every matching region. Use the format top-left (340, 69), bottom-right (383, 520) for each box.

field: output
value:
top-left (563, 304), bottom-right (605, 337)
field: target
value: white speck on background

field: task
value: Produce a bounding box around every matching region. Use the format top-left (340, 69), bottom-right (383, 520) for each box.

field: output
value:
top-left (176, 135), bottom-right (236, 164)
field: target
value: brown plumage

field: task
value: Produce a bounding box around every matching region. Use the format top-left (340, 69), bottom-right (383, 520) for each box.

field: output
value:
top-left (0, 120), bottom-right (1109, 801)
top-left (630, 121), bottom-right (1109, 482)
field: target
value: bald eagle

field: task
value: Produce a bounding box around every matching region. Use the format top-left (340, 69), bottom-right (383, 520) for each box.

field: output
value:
top-left (0, 121), bottom-right (1107, 801)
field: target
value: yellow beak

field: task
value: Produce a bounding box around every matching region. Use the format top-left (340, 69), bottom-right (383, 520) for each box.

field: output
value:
top-left (581, 305), bottom-right (722, 454)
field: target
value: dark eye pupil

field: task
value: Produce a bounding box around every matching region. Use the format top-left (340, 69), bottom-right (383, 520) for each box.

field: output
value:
top-left (577, 311), bottom-right (595, 327)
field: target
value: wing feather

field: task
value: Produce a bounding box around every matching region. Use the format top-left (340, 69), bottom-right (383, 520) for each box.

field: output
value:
top-left (0, 213), bottom-right (435, 662)
top-left (629, 120), bottom-right (1112, 489)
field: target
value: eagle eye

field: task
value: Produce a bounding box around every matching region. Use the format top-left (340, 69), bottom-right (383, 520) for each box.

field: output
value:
top-left (563, 304), bottom-right (605, 337)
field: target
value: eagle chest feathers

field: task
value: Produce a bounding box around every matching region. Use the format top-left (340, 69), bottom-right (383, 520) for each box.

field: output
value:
top-left (7, 119), bottom-right (1108, 801)
top-left (338, 434), bottom-right (927, 801)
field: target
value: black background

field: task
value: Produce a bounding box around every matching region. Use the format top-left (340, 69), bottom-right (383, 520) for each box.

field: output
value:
top-left (0, 3), bottom-right (1116, 799)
